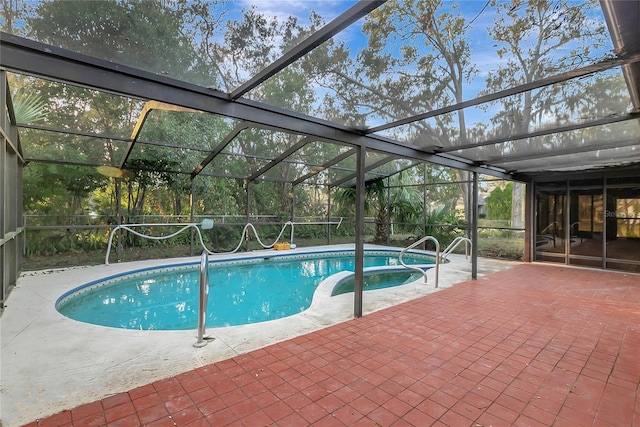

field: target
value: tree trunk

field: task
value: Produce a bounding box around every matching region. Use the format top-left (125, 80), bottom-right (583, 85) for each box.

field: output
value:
top-left (375, 207), bottom-right (389, 243)
top-left (174, 192), bottom-right (182, 216)
top-left (511, 182), bottom-right (525, 229)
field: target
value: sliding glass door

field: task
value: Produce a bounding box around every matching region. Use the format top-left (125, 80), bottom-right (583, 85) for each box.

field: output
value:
top-left (535, 184), bottom-right (566, 263)
top-left (568, 188), bottom-right (603, 268)
top-left (534, 176), bottom-right (640, 272)
top-left (605, 179), bottom-right (640, 271)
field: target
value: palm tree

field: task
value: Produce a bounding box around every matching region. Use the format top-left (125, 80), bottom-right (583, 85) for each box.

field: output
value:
top-left (334, 172), bottom-right (423, 243)
top-left (13, 91), bottom-right (48, 123)
top-left (423, 205), bottom-right (465, 249)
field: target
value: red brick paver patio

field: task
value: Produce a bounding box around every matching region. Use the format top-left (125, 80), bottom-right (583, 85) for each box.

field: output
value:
top-left (24, 264), bottom-right (640, 426)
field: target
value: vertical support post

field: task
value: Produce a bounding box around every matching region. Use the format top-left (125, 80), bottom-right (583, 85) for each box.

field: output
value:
top-left (467, 172), bottom-right (473, 240)
top-left (423, 164), bottom-right (427, 247)
top-left (0, 70), bottom-right (4, 121)
top-left (564, 180), bottom-right (570, 265)
top-left (602, 178), bottom-right (607, 269)
top-left (471, 172), bottom-right (478, 279)
top-left (524, 180), bottom-right (533, 263)
top-left (116, 178), bottom-right (122, 262)
top-left (290, 183), bottom-right (296, 245)
top-left (290, 183), bottom-right (295, 222)
top-left (17, 135), bottom-right (23, 273)
top-left (354, 144), bottom-right (366, 318)
top-left (189, 179), bottom-right (195, 257)
top-left (327, 186), bottom-right (332, 245)
top-left (386, 176), bottom-right (391, 246)
top-left (245, 181), bottom-right (250, 252)
top-left (552, 193), bottom-right (558, 251)
top-left (1, 71), bottom-right (25, 305)
top-left (590, 196), bottom-right (595, 233)
top-left (1, 71), bottom-right (7, 304)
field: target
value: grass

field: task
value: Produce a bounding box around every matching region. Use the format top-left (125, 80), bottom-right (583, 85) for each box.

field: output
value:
top-left (24, 244), bottom-right (194, 271)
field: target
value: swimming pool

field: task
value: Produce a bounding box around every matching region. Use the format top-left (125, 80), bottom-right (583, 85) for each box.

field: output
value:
top-left (56, 250), bottom-right (436, 330)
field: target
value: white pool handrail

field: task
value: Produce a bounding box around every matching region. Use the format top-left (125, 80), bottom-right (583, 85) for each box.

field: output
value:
top-left (399, 235), bottom-right (440, 287)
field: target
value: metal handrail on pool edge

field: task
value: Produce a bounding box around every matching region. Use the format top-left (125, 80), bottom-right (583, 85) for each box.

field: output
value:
top-left (194, 250), bottom-right (212, 348)
top-left (399, 236), bottom-right (440, 287)
top-left (441, 237), bottom-right (472, 262)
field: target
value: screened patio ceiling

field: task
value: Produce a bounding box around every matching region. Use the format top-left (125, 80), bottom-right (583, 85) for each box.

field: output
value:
top-left (1, 0), bottom-right (639, 187)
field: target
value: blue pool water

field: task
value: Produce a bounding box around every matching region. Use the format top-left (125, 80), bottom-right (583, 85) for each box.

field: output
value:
top-left (331, 270), bottom-right (424, 296)
top-left (57, 251), bottom-right (435, 330)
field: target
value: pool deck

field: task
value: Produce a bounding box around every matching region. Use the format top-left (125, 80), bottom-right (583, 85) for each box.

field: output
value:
top-left (1, 244), bottom-right (497, 426)
top-left (3, 245), bottom-right (639, 426)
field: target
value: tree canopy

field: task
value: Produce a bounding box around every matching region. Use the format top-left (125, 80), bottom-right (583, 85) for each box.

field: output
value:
top-left (3, 0), bottom-right (624, 233)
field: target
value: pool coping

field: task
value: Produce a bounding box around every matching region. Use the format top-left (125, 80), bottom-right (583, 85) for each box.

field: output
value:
top-left (0, 244), bottom-right (518, 426)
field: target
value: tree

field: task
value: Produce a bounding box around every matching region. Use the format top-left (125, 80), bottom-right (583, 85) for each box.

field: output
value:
top-left (22, 164), bottom-right (103, 216)
top-left (133, 108), bottom-right (237, 217)
top-left (11, 89), bottom-right (47, 124)
top-left (301, 0), bottom-right (479, 222)
top-left (486, 182), bottom-right (513, 221)
top-left (334, 172), bottom-right (423, 243)
top-left (423, 205), bottom-right (465, 248)
top-left (180, 4), bottom-right (328, 218)
top-left (11, 76), bottom-right (105, 216)
top-left (483, 0), bottom-right (608, 228)
top-left (18, 0), bottom-right (206, 220)
top-left (0, 0), bottom-right (32, 35)
top-left (28, 0), bottom-right (198, 81)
